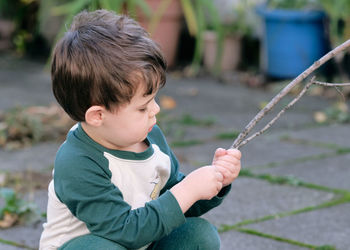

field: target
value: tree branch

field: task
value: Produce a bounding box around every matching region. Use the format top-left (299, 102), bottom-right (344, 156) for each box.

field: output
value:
top-left (231, 39), bottom-right (350, 150)
top-left (238, 77), bottom-right (315, 148)
top-left (312, 81), bottom-right (350, 87)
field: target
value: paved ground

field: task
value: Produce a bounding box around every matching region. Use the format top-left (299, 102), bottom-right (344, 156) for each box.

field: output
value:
top-left (0, 54), bottom-right (349, 250)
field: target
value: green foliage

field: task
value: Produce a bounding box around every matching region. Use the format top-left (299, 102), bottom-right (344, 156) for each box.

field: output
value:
top-left (314, 102), bottom-right (350, 124)
top-left (215, 131), bottom-right (240, 140)
top-left (0, 0), bottom-right (18, 19)
top-left (319, 0), bottom-right (350, 45)
top-left (0, 187), bottom-right (39, 225)
top-left (48, 0), bottom-right (152, 57)
top-left (315, 246), bottom-right (337, 250)
top-left (51, 0), bottom-right (151, 19)
top-left (0, 107), bottom-right (43, 149)
top-left (267, 0), bottom-right (320, 9)
top-left (178, 114), bottom-right (215, 126)
top-left (239, 169), bottom-right (303, 186)
top-left (48, 0), bottom-right (223, 75)
top-left (0, 0), bottom-right (42, 55)
top-left (0, 105), bottom-right (74, 150)
top-left (188, 0), bottom-right (223, 75)
top-left (170, 139), bottom-right (202, 148)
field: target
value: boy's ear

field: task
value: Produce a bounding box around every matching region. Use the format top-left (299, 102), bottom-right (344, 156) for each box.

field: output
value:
top-left (85, 105), bottom-right (104, 127)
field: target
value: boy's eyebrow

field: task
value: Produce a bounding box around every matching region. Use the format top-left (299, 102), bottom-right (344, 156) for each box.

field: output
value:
top-left (140, 94), bottom-right (156, 106)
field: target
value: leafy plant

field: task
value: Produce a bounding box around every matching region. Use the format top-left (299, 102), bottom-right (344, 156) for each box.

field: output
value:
top-left (178, 113), bottom-right (215, 126)
top-left (0, 105), bottom-right (74, 150)
top-left (314, 102), bottom-right (350, 124)
top-left (0, 187), bottom-right (39, 228)
top-left (48, 0), bottom-right (151, 44)
top-left (48, 0), bottom-right (225, 74)
top-left (266, 0), bottom-right (320, 9)
top-left (0, 107), bottom-right (43, 149)
top-left (319, 0), bottom-right (350, 45)
top-left (0, 0), bottom-right (42, 55)
top-left (215, 130), bottom-right (240, 140)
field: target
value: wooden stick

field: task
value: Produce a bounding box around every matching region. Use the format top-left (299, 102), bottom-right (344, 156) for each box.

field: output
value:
top-left (230, 39), bottom-right (350, 149)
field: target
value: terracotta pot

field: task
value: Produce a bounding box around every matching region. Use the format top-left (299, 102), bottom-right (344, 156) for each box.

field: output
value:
top-left (138, 0), bottom-right (183, 68)
top-left (0, 19), bottom-right (15, 50)
top-left (203, 30), bottom-right (241, 72)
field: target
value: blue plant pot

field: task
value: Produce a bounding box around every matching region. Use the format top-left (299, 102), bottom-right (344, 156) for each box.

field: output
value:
top-left (257, 6), bottom-right (329, 78)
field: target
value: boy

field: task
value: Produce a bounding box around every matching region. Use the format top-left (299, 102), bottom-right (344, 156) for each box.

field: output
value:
top-left (40, 9), bottom-right (241, 250)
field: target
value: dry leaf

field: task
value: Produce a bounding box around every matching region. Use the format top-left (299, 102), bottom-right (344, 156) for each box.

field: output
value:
top-left (314, 111), bottom-right (327, 123)
top-left (336, 102), bottom-right (348, 112)
top-left (0, 212), bottom-right (18, 228)
top-left (160, 95), bottom-right (177, 110)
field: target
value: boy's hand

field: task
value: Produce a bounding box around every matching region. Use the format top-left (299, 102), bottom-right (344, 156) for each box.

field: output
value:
top-left (212, 148), bottom-right (241, 187)
top-left (170, 165), bottom-right (223, 213)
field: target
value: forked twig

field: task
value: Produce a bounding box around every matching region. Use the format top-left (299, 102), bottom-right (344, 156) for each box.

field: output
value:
top-left (231, 39), bottom-right (350, 150)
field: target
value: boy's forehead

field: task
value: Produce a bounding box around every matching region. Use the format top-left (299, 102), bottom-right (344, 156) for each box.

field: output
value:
top-left (133, 83), bottom-right (157, 100)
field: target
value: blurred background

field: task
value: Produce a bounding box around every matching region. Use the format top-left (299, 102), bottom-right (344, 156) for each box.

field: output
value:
top-left (1, 1), bottom-right (350, 249)
top-left (0, 0), bottom-right (349, 80)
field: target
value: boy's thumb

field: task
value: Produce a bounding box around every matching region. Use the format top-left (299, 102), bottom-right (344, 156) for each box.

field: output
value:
top-left (212, 148), bottom-right (226, 162)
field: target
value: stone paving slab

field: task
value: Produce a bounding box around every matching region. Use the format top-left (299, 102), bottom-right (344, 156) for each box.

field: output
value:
top-left (0, 142), bottom-right (59, 173)
top-left (0, 69), bottom-right (54, 110)
top-left (215, 111), bottom-right (318, 132)
top-left (245, 203), bottom-right (350, 250)
top-left (220, 230), bottom-right (308, 250)
top-left (273, 123), bottom-right (350, 148)
top-left (173, 134), bottom-right (333, 171)
top-left (161, 77), bottom-right (332, 132)
top-left (238, 134), bottom-right (333, 168)
top-left (0, 243), bottom-right (24, 250)
top-left (0, 56), bottom-right (348, 249)
top-left (0, 221), bottom-right (44, 250)
top-left (202, 177), bottom-right (334, 227)
top-left (253, 153), bottom-right (350, 191)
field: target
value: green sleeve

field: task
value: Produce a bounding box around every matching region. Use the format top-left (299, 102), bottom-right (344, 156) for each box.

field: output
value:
top-left (54, 153), bottom-right (185, 249)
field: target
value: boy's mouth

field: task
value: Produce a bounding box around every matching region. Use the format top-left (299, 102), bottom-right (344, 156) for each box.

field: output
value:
top-left (148, 124), bottom-right (156, 132)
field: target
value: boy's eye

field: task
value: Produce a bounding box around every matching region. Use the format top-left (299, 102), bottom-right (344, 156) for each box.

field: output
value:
top-left (139, 108), bottom-right (147, 112)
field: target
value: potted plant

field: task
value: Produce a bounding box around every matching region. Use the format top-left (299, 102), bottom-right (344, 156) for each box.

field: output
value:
top-left (0, 0), bottom-right (41, 54)
top-left (318, 0), bottom-right (350, 82)
top-left (0, 0), bottom-right (16, 50)
top-left (40, 0), bottom-right (184, 64)
top-left (202, 0), bottom-right (261, 73)
top-left (42, 0), bottom-right (226, 71)
top-left (256, 0), bottom-right (330, 79)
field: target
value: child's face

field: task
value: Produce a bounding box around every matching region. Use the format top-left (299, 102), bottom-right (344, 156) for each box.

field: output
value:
top-left (99, 84), bottom-right (160, 151)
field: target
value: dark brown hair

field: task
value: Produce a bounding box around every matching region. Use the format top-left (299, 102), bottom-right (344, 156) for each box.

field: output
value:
top-left (51, 10), bottom-right (167, 121)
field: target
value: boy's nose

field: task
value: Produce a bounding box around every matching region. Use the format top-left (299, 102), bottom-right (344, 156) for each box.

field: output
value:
top-left (150, 101), bottom-right (160, 117)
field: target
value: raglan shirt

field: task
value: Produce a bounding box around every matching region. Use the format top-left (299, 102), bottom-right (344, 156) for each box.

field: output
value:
top-left (39, 123), bottom-right (231, 250)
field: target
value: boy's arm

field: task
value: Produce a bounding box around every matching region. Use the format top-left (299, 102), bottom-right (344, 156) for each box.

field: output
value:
top-left (152, 126), bottom-right (237, 217)
top-left (54, 157), bottom-right (186, 249)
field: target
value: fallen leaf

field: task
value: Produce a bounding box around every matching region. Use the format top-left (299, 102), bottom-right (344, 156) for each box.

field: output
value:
top-left (336, 102), bottom-right (348, 112)
top-left (0, 212), bottom-right (18, 228)
top-left (160, 95), bottom-right (177, 110)
top-left (314, 111), bottom-right (327, 123)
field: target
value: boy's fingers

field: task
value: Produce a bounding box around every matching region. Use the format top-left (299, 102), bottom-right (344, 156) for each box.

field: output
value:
top-left (215, 156), bottom-right (240, 166)
top-left (227, 149), bottom-right (242, 159)
top-left (216, 165), bottom-right (229, 176)
top-left (217, 171), bottom-right (223, 182)
top-left (212, 148), bottom-right (227, 163)
top-left (215, 148), bottom-right (226, 156)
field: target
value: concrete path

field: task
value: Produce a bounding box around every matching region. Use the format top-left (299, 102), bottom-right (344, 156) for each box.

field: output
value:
top-left (0, 55), bottom-right (349, 250)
